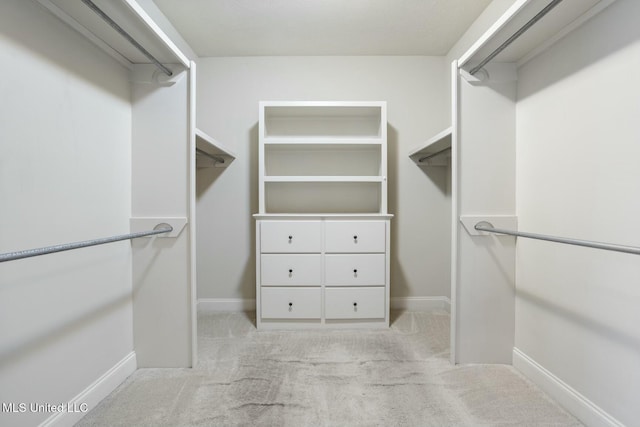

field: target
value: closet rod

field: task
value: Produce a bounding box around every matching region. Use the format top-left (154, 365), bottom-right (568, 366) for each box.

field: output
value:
top-left (469, 0), bottom-right (564, 75)
top-left (419, 148), bottom-right (451, 163)
top-left (81, 0), bottom-right (173, 77)
top-left (196, 148), bottom-right (225, 165)
top-left (0, 224), bottom-right (173, 263)
top-left (474, 222), bottom-right (640, 256)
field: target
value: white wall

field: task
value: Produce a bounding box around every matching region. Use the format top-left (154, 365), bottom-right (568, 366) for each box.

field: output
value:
top-left (195, 56), bottom-right (449, 304)
top-left (515, 0), bottom-right (640, 424)
top-left (0, 1), bottom-right (132, 426)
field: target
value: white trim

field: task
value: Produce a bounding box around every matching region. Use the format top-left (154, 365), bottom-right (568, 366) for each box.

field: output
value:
top-left (513, 348), bottom-right (624, 427)
top-left (40, 352), bottom-right (137, 427)
top-left (450, 60), bottom-right (459, 365)
top-left (390, 297), bottom-right (451, 313)
top-left (198, 298), bottom-right (256, 312)
top-left (188, 62), bottom-right (198, 368)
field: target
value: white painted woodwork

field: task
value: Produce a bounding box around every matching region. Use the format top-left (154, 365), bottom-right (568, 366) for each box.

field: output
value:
top-left (458, 0), bottom-right (617, 71)
top-left (257, 217), bottom-right (389, 327)
top-left (260, 287), bottom-right (322, 319)
top-left (261, 255), bottom-right (322, 286)
top-left (38, 0), bottom-right (193, 68)
top-left (454, 63), bottom-right (517, 365)
top-left (459, 215), bottom-right (518, 237)
top-left (259, 101), bottom-right (387, 215)
top-left (131, 64), bottom-right (192, 368)
top-left (257, 102), bottom-right (390, 329)
top-left (325, 254), bottom-right (386, 286)
top-left (195, 128), bottom-right (236, 168)
top-left (324, 287), bottom-right (386, 319)
top-left (408, 126), bottom-right (452, 166)
top-left (260, 221), bottom-right (322, 253)
top-left (325, 221), bottom-right (386, 253)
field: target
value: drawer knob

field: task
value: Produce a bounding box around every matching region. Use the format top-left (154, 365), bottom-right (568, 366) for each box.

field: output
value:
top-left (353, 235), bottom-right (358, 242)
top-left (288, 235), bottom-right (293, 242)
top-left (288, 269), bottom-right (293, 276)
top-left (289, 302), bottom-right (293, 311)
top-left (353, 268), bottom-right (358, 277)
top-left (353, 302), bottom-right (358, 311)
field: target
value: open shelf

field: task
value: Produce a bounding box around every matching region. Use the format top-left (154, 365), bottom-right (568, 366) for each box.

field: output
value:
top-left (265, 144), bottom-right (381, 176)
top-left (262, 102), bottom-right (385, 139)
top-left (258, 101), bottom-right (388, 215)
top-left (195, 128), bottom-right (236, 168)
top-left (264, 176), bottom-right (384, 183)
top-left (38, 0), bottom-right (189, 70)
top-left (265, 182), bottom-right (382, 214)
top-left (459, 0), bottom-right (616, 71)
top-left (409, 127), bottom-right (452, 166)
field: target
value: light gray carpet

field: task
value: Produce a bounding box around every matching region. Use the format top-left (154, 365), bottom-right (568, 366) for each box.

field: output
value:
top-left (76, 311), bottom-right (581, 426)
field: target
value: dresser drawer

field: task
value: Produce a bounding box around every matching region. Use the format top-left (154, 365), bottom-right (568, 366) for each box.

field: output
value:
top-left (261, 254), bottom-right (322, 286)
top-left (260, 221), bottom-right (322, 253)
top-left (325, 221), bottom-right (385, 253)
top-left (261, 287), bottom-right (321, 319)
top-left (325, 254), bottom-right (385, 286)
top-left (324, 287), bottom-right (385, 319)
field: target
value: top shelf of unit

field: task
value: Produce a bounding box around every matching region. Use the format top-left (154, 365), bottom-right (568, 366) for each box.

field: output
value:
top-left (261, 101), bottom-right (386, 140)
top-left (195, 128), bottom-right (236, 168)
top-left (458, 0), bottom-right (616, 71)
top-left (409, 127), bottom-right (452, 166)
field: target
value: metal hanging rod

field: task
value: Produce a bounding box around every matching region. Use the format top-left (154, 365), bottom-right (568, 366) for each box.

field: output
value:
top-left (81, 0), bottom-right (173, 77)
top-left (469, 0), bottom-right (564, 75)
top-left (0, 224), bottom-right (173, 263)
top-left (419, 148), bottom-right (451, 163)
top-left (196, 148), bottom-right (225, 165)
top-left (474, 221), bottom-right (640, 256)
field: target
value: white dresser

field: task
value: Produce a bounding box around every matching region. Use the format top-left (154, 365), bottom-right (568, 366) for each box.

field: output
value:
top-left (255, 101), bottom-right (391, 329)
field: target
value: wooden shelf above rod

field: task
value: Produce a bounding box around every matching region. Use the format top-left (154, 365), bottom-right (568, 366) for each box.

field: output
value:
top-left (408, 127), bottom-right (452, 167)
top-left (195, 128), bottom-right (236, 168)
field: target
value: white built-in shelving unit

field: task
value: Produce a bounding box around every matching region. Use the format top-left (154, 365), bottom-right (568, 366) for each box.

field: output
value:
top-left (255, 101), bottom-right (391, 330)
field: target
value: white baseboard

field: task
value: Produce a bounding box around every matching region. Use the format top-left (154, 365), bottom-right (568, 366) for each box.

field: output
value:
top-left (198, 298), bottom-right (256, 312)
top-left (513, 348), bottom-right (624, 427)
top-left (40, 352), bottom-right (137, 427)
top-left (390, 296), bottom-right (451, 313)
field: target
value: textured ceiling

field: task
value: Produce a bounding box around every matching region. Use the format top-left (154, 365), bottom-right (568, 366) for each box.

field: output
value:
top-left (153, 0), bottom-right (492, 56)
